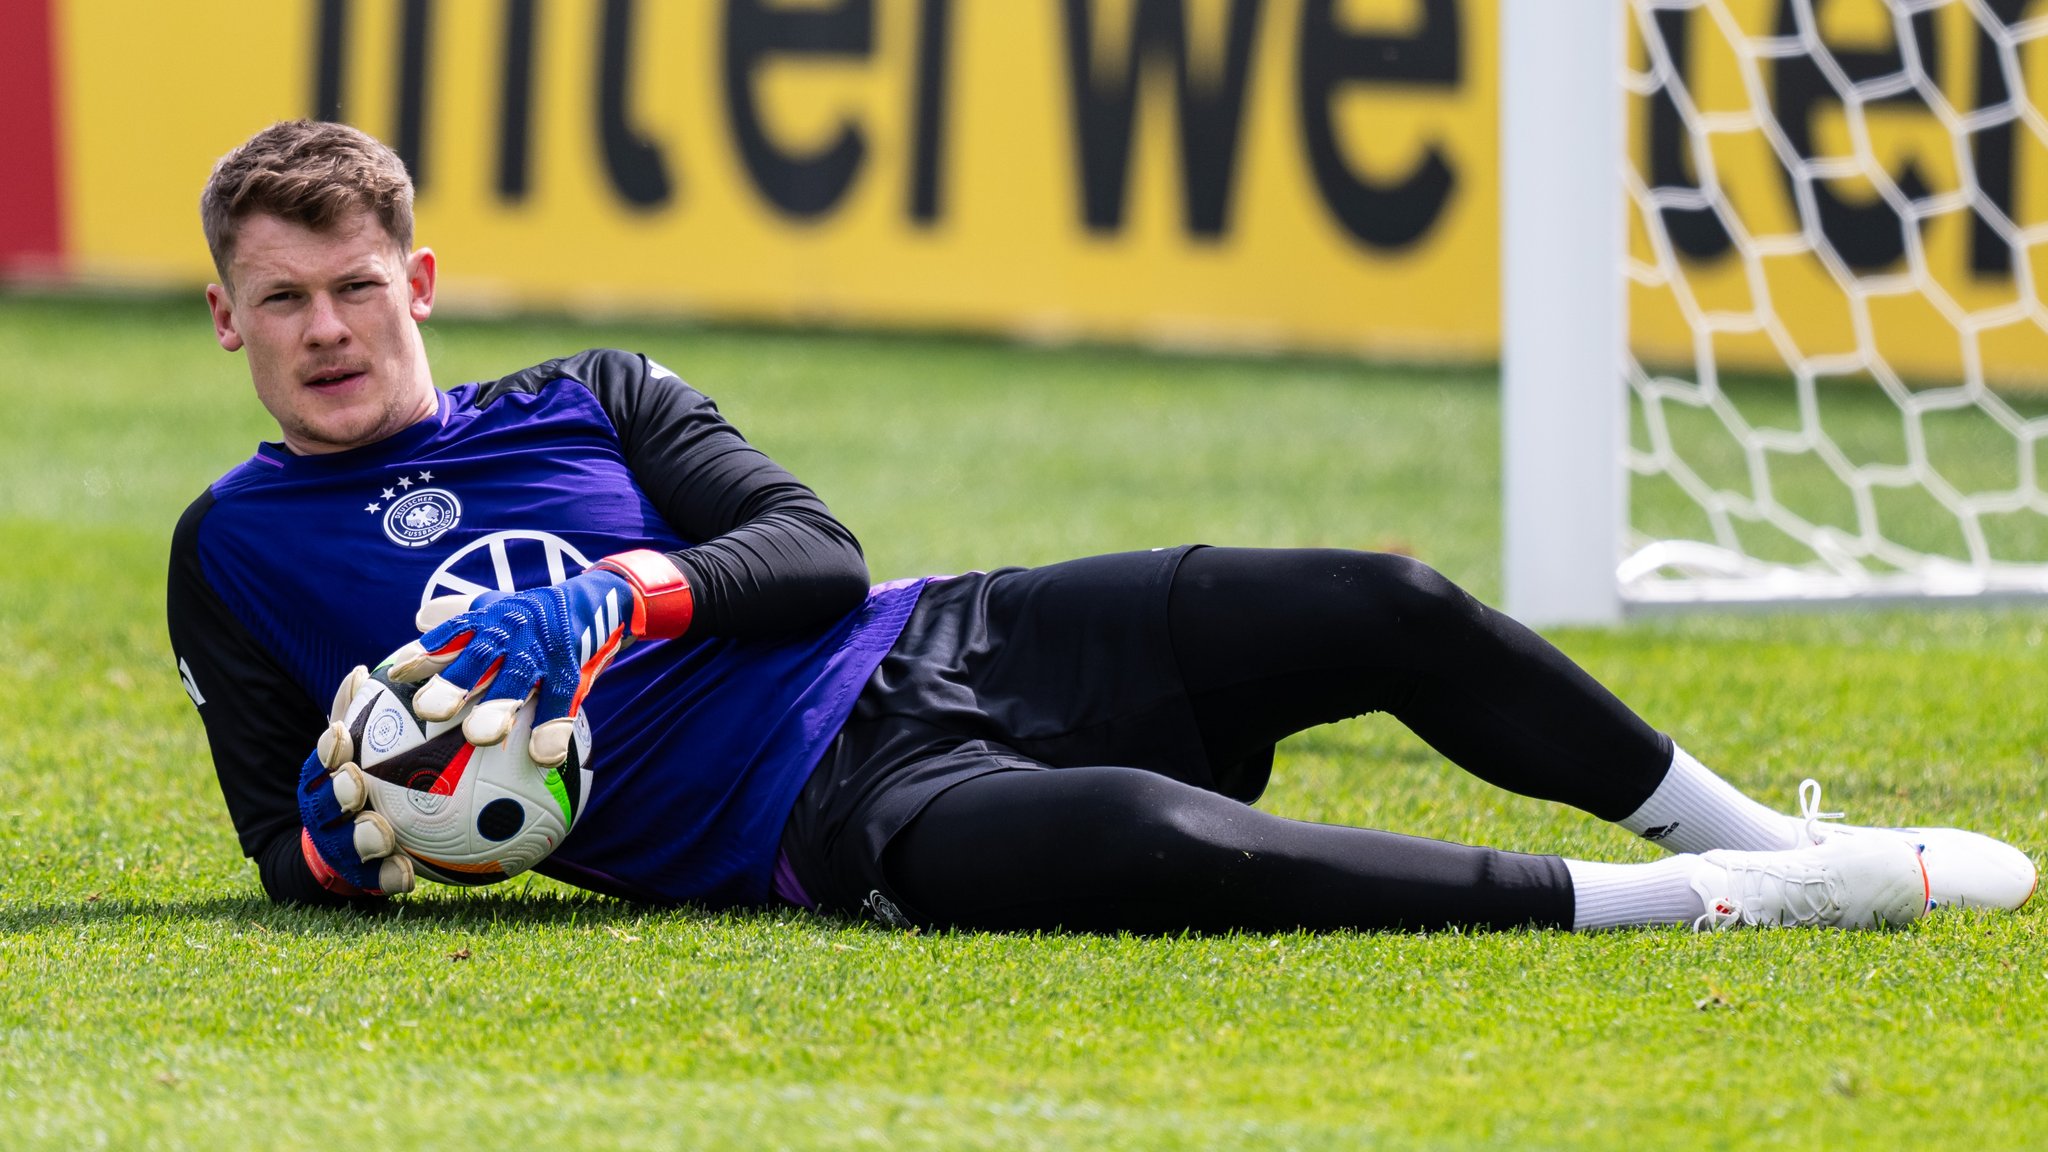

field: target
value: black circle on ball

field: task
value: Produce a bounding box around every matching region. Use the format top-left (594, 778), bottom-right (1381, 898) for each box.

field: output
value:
top-left (476, 798), bottom-right (525, 842)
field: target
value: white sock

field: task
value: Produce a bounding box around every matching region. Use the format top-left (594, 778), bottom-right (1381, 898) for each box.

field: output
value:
top-left (1564, 856), bottom-right (1711, 930)
top-left (1617, 745), bottom-right (1802, 854)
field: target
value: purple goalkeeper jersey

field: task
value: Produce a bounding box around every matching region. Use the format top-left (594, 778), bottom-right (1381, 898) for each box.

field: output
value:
top-left (172, 351), bottom-right (923, 906)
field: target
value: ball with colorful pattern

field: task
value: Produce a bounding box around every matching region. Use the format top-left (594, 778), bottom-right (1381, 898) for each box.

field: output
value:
top-left (335, 654), bottom-right (593, 886)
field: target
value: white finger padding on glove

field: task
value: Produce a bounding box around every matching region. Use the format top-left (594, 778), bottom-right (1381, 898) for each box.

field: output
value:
top-left (529, 717), bottom-right (578, 770)
top-left (352, 810), bottom-right (399, 860)
top-left (378, 855), bottom-right (416, 894)
top-left (463, 697), bottom-right (523, 747)
top-left (385, 640), bottom-right (457, 685)
top-left (415, 594), bottom-right (475, 633)
top-left (329, 665), bottom-right (370, 723)
top-left (329, 762), bottom-right (369, 814)
top-left (411, 675), bottom-right (469, 722)
top-left (316, 720), bottom-right (354, 773)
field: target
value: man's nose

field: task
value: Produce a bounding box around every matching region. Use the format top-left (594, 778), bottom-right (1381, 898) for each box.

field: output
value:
top-left (304, 293), bottom-right (350, 346)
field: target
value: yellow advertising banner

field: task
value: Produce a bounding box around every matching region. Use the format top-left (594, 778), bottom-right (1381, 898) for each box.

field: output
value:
top-left (45, 0), bottom-right (2048, 378)
top-left (56, 0), bottom-right (1499, 360)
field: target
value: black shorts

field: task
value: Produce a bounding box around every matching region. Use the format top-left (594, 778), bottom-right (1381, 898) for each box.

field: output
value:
top-left (777, 545), bottom-right (1268, 921)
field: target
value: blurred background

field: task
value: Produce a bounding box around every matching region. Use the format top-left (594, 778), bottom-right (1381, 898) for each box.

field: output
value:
top-left (4, 1), bottom-right (1498, 355)
top-left (10, 0), bottom-right (2048, 596)
top-left (2, 0), bottom-right (1531, 593)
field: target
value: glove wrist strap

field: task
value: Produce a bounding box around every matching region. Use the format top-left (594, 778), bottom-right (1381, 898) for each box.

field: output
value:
top-left (591, 549), bottom-right (695, 639)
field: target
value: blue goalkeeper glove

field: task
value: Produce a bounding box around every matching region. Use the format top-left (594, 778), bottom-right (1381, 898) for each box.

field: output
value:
top-left (384, 550), bottom-right (695, 767)
top-left (298, 665), bottom-right (415, 896)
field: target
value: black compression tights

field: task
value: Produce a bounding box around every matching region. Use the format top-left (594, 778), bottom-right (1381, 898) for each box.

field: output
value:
top-left (884, 548), bottom-right (1675, 933)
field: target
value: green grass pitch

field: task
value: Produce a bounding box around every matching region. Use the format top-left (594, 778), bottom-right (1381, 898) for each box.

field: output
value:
top-left (2, 295), bottom-right (2045, 1149)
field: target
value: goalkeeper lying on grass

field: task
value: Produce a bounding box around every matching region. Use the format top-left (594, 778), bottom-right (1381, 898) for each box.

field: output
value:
top-left (169, 119), bottom-right (2037, 935)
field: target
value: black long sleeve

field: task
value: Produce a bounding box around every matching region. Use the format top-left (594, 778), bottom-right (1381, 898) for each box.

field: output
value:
top-left (167, 493), bottom-right (374, 909)
top-left (478, 349), bottom-right (871, 636)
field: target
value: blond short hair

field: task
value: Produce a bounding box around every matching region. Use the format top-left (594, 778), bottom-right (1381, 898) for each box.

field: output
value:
top-left (200, 120), bottom-right (414, 285)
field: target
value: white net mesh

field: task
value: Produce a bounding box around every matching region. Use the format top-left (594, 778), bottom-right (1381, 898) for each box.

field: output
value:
top-left (1623, 0), bottom-right (2048, 603)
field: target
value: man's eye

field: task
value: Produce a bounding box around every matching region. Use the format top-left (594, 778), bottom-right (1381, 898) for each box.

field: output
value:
top-left (344, 281), bottom-right (378, 293)
top-left (264, 292), bottom-right (296, 304)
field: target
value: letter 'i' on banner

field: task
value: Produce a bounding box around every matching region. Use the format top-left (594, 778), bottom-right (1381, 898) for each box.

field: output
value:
top-left (0, 0), bottom-right (63, 276)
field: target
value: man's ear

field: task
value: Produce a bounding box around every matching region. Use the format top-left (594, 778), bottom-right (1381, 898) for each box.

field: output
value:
top-left (206, 283), bottom-right (244, 353)
top-left (406, 247), bottom-right (437, 322)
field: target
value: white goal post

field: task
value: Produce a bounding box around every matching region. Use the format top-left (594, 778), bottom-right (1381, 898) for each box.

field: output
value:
top-left (1503, 0), bottom-right (1627, 626)
top-left (1504, 0), bottom-right (2048, 626)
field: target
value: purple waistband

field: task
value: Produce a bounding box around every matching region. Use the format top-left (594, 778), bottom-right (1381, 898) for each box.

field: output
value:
top-left (771, 848), bottom-right (815, 910)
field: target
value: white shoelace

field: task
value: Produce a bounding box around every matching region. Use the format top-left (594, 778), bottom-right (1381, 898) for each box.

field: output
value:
top-left (1691, 851), bottom-right (1842, 930)
top-left (1692, 779), bottom-right (1843, 927)
top-left (1798, 777), bottom-right (1844, 845)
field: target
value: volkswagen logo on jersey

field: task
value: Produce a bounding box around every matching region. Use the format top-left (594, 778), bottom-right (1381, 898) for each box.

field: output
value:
top-left (421, 530), bottom-right (596, 613)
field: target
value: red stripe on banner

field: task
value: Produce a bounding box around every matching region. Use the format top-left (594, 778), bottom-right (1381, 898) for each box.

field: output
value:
top-left (0, 0), bottom-right (63, 276)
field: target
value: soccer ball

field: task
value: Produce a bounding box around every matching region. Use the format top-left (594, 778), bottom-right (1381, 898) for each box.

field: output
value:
top-left (338, 656), bottom-right (593, 886)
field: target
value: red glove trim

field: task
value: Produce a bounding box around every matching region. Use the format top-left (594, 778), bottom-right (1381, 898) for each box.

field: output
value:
top-left (301, 827), bottom-right (367, 897)
top-left (591, 549), bottom-right (695, 639)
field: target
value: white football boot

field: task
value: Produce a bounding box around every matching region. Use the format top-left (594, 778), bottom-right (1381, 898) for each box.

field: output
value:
top-left (1690, 836), bottom-right (1930, 931)
top-left (1793, 779), bottom-right (2037, 912)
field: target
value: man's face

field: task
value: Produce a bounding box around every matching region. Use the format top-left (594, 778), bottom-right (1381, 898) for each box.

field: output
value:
top-left (206, 211), bottom-right (438, 455)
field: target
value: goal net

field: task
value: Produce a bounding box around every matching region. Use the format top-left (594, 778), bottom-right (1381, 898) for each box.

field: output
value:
top-left (1507, 0), bottom-right (2048, 620)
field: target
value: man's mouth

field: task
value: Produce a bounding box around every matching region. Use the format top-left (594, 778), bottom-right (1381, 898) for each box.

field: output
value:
top-left (305, 367), bottom-right (368, 390)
